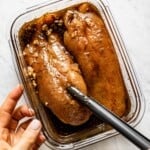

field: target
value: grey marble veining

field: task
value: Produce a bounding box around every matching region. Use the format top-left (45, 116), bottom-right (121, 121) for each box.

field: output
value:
top-left (0, 0), bottom-right (150, 149)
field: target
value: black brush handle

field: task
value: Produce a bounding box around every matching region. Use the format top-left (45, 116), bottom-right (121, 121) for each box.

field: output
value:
top-left (67, 86), bottom-right (150, 150)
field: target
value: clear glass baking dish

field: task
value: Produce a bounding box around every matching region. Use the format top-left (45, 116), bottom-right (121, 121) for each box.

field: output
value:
top-left (9, 0), bottom-right (145, 149)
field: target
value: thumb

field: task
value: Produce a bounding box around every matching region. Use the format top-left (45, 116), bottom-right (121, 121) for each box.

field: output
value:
top-left (13, 119), bottom-right (42, 150)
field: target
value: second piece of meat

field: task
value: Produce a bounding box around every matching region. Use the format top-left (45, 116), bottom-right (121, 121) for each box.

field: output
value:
top-left (64, 7), bottom-right (128, 117)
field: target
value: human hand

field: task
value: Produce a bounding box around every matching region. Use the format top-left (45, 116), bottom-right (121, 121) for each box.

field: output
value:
top-left (0, 85), bottom-right (45, 150)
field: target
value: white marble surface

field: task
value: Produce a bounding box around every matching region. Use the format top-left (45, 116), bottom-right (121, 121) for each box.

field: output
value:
top-left (0, 0), bottom-right (150, 149)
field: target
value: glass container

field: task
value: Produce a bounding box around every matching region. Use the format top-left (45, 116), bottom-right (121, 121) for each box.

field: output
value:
top-left (9, 0), bottom-right (145, 149)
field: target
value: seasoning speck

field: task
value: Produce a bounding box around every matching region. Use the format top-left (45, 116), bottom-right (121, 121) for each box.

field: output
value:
top-left (45, 102), bottom-right (48, 106)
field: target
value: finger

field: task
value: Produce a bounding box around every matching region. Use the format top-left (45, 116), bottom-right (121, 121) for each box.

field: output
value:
top-left (12, 106), bottom-right (35, 121)
top-left (0, 85), bottom-right (23, 128)
top-left (13, 119), bottom-right (42, 150)
top-left (9, 107), bottom-right (34, 130)
top-left (31, 139), bottom-right (45, 150)
top-left (13, 120), bottom-right (32, 145)
top-left (16, 119), bottom-right (32, 133)
top-left (16, 130), bottom-right (46, 148)
top-left (17, 121), bottom-right (45, 146)
top-left (1, 85), bottom-right (23, 114)
top-left (9, 106), bottom-right (34, 130)
top-left (30, 133), bottom-right (46, 150)
top-left (38, 132), bottom-right (46, 145)
top-left (0, 109), bottom-right (12, 127)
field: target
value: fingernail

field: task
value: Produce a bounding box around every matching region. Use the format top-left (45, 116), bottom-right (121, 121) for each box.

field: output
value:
top-left (17, 84), bottom-right (22, 88)
top-left (28, 108), bottom-right (35, 116)
top-left (29, 119), bottom-right (41, 130)
top-left (40, 134), bottom-right (46, 141)
top-left (16, 84), bottom-right (24, 91)
top-left (40, 131), bottom-right (46, 139)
